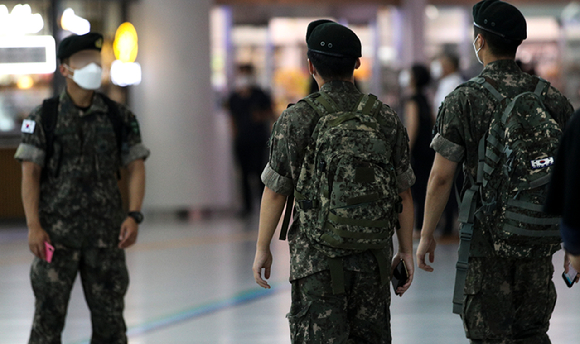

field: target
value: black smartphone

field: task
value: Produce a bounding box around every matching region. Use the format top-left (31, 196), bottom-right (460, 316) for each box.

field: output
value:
top-left (391, 260), bottom-right (408, 295)
top-left (562, 265), bottom-right (578, 288)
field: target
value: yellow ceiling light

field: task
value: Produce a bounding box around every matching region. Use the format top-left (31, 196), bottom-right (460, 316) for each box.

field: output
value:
top-left (113, 22), bottom-right (138, 63)
top-left (17, 75), bottom-right (34, 89)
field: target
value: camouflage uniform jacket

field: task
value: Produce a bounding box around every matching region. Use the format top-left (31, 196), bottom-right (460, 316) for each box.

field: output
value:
top-left (14, 91), bottom-right (150, 249)
top-left (262, 81), bottom-right (415, 281)
top-left (431, 59), bottom-right (573, 257)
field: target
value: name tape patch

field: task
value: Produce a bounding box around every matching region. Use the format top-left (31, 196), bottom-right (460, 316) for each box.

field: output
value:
top-left (21, 119), bottom-right (35, 134)
top-left (531, 157), bottom-right (554, 170)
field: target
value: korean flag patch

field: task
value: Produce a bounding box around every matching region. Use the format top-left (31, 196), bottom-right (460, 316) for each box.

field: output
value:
top-left (21, 119), bottom-right (35, 134)
top-left (531, 157), bottom-right (554, 170)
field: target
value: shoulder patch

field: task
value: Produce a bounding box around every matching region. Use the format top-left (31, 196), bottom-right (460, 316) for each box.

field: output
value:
top-left (21, 119), bottom-right (35, 134)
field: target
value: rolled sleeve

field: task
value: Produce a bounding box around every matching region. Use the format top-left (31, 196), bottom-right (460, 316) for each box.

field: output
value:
top-left (261, 162), bottom-right (294, 196)
top-left (14, 143), bottom-right (45, 166)
top-left (397, 165), bottom-right (416, 193)
top-left (122, 143), bottom-right (150, 166)
top-left (430, 133), bottom-right (464, 163)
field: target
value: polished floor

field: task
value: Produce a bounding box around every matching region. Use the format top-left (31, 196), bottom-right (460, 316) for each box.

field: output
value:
top-left (1, 215), bottom-right (579, 344)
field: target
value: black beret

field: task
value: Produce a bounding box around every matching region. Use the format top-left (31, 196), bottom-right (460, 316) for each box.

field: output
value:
top-left (57, 32), bottom-right (103, 60)
top-left (473, 0), bottom-right (526, 41)
top-left (306, 20), bottom-right (362, 58)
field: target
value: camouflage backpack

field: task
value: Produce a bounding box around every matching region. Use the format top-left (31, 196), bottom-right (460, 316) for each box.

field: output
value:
top-left (279, 90), bottom-right (402, 294)
top-left (453, 76), bottom-right (563, 314)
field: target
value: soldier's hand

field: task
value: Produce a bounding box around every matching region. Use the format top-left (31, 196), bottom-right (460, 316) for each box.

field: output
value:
top-left (565, 253), bottom-right (580, 283)
top-left (119, 217), bottom-right (139, 249)
top-left (28, 224), bottom-right (50, 260)
top-left (392, 251), bottom-right (414, 296)
top-left (570, 254), bottom-right (580, 274)
top-left (417, 233), bottom-right (437, 272)
top-left (253, 247), bottom-right (273, 289)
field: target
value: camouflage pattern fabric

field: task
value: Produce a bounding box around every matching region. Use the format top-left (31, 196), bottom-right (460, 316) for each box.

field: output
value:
top-left (14, 91), bottom-right (150, 248)
top-left (289, 267), bottom-right (392, 344)
top-left (262, 80), bottom-right (414, 281)
top-left (432, 59), bottom-right (573, 257)
top-left (463, 256), bottom-right (555, 344)
top-left (28, 246), bottom-right (129, 344)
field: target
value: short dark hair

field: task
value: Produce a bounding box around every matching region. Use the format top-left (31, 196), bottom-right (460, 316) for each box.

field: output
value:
top-left (238, 63), bottom-right (255, 75)
top-left (442, 53), bottom-right (460, 71)
top-left (474, 27), bottom-right (522, 59)
top-left (307, 50), bottom-right (357, 81)
top-left (411, 64), bottom-right (431, 90)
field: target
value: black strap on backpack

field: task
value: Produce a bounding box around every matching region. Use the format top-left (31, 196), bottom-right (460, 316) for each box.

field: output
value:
top-left (41, 97), bottom-right (60, 181)
top-left (40, 93), bottom-right (127, 181)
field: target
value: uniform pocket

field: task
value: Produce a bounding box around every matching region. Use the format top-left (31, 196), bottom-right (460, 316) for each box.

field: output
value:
top-left (462, 258), bottom-right (483, 339)
top-left (286, 300), bottom-right (312, 344)
top-left (464, 259), bottom-right (482, 296)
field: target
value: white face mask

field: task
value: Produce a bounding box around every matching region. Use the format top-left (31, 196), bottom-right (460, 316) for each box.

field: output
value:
top-left (473, 36), bottom-right (483, 65)
top-left (235, 76), bottom-right (253, 89)
top-left (399, 69), bottom-right (410, 88)
top-left (431, 60), bottom-right (443, 80)
top-left (65, 62), bottom-right (102, 90)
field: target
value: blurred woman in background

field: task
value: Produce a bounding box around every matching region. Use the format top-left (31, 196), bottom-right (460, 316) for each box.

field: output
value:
top-left (400, 64), bottom-right (435, 236)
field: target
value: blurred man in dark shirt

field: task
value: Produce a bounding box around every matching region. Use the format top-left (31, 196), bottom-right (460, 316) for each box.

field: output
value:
top-left (227, 64), bottom-right (274, 217)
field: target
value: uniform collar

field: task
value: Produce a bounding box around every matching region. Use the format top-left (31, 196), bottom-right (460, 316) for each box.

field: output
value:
top-left (481, 59), bottom-right (521, 75)
top-left (319, 80), bottom-right (359, 94)
top-left (59, 90), bottom-right (108, 116)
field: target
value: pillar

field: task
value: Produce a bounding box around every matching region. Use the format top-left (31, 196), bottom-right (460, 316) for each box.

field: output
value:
top-left (129, 0), bottom-right (224, 211)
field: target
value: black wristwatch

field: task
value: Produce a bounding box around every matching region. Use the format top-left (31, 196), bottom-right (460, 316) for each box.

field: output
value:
top-left (128, 211), bottom-right (144, 224)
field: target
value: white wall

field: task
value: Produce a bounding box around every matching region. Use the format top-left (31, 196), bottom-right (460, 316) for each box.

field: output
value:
top-left (130, 0), bottom-right (230, 210)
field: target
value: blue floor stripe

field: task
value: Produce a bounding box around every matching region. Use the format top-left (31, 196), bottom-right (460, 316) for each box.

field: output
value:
top-left (69, 281), bottom-right (289, 344)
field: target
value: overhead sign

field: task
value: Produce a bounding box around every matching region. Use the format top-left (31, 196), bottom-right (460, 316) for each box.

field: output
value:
top-left (0, 35), bottom-right (56, 75)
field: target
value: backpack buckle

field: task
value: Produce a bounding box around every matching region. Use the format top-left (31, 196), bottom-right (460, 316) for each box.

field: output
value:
top-left (298, 200), bottom-right (317, 210)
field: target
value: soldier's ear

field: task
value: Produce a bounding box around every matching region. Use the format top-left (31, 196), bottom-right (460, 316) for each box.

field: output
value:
top-left (308, 59), bottom-right (315, 76)
top-left (354, 58), bottom-right (361, 70)
top-left (59, 64), bottom-right (70, 77)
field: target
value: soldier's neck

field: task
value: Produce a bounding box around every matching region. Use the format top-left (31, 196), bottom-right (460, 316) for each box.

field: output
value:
top-left (66, 83), bottom-right (94, 108)
top-left (317, 76), bottom-right (355, 88)
top-left (483, 52), bottom-right (514, 67)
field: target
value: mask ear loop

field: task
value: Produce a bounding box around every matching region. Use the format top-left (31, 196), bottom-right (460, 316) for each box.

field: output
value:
top-left (62, 64), bottom-right (75, 79)
top-left (473, 35), bottom-right (484, 65)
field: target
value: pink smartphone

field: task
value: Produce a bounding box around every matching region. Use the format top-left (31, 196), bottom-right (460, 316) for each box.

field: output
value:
top-left (44, 241), bottom-right (54, 263)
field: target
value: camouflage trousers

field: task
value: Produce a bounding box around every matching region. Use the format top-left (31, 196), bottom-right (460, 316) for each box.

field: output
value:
top-left (288, 269), bottom-right (391, 344)
top-left (28, 246), bottom-right (129, 344)
top-left (462, 256), bottom-right (556, 344)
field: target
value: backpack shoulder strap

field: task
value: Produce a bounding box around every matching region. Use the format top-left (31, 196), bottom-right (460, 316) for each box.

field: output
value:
top-left (534, 77), bottom-right (550, 98)
top-left (317, 90), bottom-right (340, 113)
top-left (471, 76), bottom-right (504, 102)
top-left (40, 96), bottom-right (60, 180)
top-left (452, 136), bottom-right (486, 315)
top-left (99, 93), bottom-right (128, 155)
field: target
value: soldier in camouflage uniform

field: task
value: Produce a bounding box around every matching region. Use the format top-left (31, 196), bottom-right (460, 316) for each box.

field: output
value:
top-left (416, 1), bottom-right (573, 343)
top-left (252, 20), bottom-right (416, 343)
top-left (15, 33), bottom-right (150, 343)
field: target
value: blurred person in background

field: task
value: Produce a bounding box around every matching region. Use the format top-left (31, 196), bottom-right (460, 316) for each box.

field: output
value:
top-left (432, 52), bottom-right (465, 238)
top-left (432, 52), bottom-right (464, 112)
top-left (545, 109), bottom-right (580, 273)
top-left (226, 64), bottom-right (274, 218)
top-left (400, 64), bottom-right (435, 237)
top-left (15, 32), bottom-right (149, 343)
